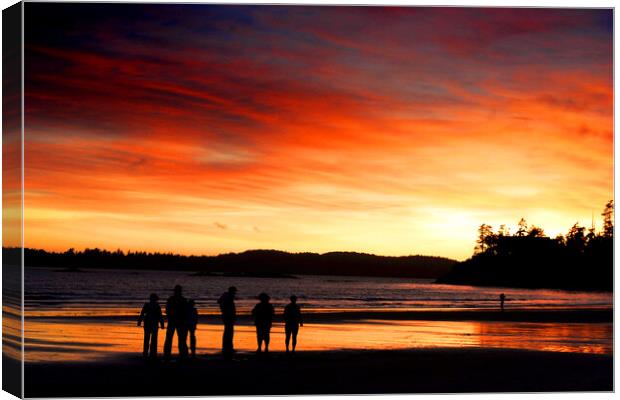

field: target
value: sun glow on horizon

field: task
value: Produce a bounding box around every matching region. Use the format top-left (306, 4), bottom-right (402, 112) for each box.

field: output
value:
top-left (20, 5), bottom-right (613, 261)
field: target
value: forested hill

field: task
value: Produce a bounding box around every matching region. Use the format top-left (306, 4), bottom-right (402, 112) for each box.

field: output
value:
top-left (436, 201), bottom-right (614, 292)
top-left (14, 248), bottom-right (458, 279)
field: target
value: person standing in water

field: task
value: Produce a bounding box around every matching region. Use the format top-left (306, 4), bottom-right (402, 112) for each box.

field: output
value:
top-left (252, 293), bottom-right (275, 354)
top-left (137, 293), bottom-right (165, 358)
top-left (218, 286), bottom-right (237, 359)
top-left (187, 299), bottom-right (198, 358)
top-left (283, 295), bottom-right (303, 354)
top-left (500, 293), bottom-right (506, 312)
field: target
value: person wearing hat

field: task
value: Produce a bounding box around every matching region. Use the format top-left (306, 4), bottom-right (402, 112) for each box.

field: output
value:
top-left (137, 293), bottom-right (165, 358)
top-left (251, 292), bottom-right (275, 354)
top-left (218, 286), bottom-right (237, 359)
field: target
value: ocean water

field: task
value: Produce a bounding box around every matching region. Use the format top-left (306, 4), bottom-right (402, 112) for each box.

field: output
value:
top-left (24, 266), bottom-right (612, 317)
top-left (15, 267), bottom-right (613, 362)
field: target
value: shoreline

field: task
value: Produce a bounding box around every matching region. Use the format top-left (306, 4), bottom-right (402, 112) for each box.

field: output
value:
top-left (22, 347), bottom-right (613, 396)
top-left (25, 307), bottom-right (614, 324)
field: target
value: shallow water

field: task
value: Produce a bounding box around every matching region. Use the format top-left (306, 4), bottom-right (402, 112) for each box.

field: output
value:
top-left (18, 267), bottom-right (613, 362)
top-left (22, 318), bottom-right (612, 362)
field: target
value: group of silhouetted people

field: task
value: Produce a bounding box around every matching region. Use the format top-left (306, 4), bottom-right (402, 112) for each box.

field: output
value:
top-left (138, 285), bottom-right (199, 359)
top-left (248, 291), bottom-right (303, 355)
top-left (138, 285), bottom-right (303, 360)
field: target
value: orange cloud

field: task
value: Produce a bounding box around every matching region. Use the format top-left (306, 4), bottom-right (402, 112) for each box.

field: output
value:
top-left (22, 5), bottom-right (613, 260)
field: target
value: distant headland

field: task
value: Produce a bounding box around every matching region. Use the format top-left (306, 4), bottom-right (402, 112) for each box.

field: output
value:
top-left (437, 201), bottom-right (614, 292)
top-left (10, 248), bottom-right (457, 279)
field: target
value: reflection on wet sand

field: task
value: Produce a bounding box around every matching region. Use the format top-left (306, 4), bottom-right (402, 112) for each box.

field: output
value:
top-left (477, 321), bottom-right (612, 354)
top-left (23, 318), bottom-right (612, 362)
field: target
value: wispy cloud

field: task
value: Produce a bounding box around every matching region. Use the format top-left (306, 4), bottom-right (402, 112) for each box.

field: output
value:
top-left (22, 5), bottom-right (613, 259)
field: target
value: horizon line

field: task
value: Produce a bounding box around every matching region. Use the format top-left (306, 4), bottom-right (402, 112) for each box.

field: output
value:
top-left (6, 246), bottom-right (462, 261)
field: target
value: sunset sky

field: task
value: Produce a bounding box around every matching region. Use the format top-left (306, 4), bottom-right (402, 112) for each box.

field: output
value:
top-left (22, 5), bottom-right (613, 260)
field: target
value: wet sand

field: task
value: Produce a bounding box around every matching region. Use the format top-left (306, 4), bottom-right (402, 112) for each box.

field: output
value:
top-left (23, 347), bottom-right (613, 397)
top-left (26, 307), bottom-right (614, 323)
top-left (282, 308), bottom-right (614, 323)
top-left (20, 308), bottom-right (614, 395)
top-left (20, 308), bottom-right (613, 363)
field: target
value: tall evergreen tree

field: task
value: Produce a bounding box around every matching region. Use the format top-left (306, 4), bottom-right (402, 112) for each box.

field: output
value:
top-left (602, 200), bottom-right (614, 238)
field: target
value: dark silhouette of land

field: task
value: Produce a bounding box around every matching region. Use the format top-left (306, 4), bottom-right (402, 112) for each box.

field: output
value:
top-left (437, 201), bottom-right (613, 292)
top-left (18, 248), bottom-right (457, 279)
top-left (22, 348), bottom-right (612, 397)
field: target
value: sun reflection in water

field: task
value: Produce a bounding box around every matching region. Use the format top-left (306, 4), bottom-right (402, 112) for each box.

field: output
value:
top-left (22, 318), bottom-right (612, 362)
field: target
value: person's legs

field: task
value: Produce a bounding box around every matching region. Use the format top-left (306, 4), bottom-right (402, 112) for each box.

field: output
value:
top-left (285, 325), bottom-right (291, 352)
top-left (189, 328), bottom-right (196, 357)
top-left (229, 323), bottom-right (235, 353)
top-left (256, 327), bottom-right (262, 352)
top-left (163, 323), bottom-right (175, 358)
top-left (291, 325), bottom-right (299, 352)
top-left (222, 325), bottom-right (228, 355)
top-left (143, 328), bottom-right (150, 357)
top-left (177, 326), bottom-right (188, 358)
top-left (264, 326), bottom-right (270, 353)
top-left (223, 322), bottom-right (234, 358)
top-left (150, 328), bottom-right (159, 358)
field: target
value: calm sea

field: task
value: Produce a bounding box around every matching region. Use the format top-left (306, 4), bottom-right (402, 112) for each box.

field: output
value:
top-left (12, 267), bottom-right (613, 362)
top-left (24, 266), bottom-right (612, 316)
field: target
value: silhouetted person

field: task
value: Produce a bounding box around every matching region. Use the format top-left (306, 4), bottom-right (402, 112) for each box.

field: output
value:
top-left (218, 286), bottom-right (237, 359)
top-left (252, 293), bottom-right (275, 354)
top-left (163, 285), bottom-right (189, 359)
top-left (137, 293), bottom-right (165, 358)
top-left (284, 295), bottom-right (303, 353)
top-left (187, 299), bottom-right (198, 357)
top-left (500, 293), bottom-right (506, 312)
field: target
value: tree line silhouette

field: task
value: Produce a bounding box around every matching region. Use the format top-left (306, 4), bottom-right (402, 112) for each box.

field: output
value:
top-left (437, 201), bottom-right (613, 291)
top-left (16, 248), bottom-right (457, 279)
